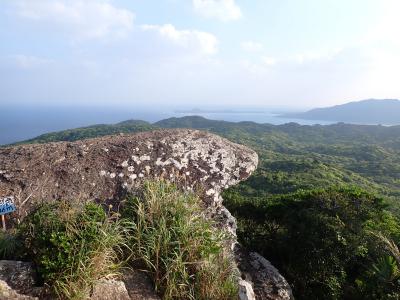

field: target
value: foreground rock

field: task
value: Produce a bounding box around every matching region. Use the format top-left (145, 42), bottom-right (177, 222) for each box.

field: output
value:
top-left (0, 280), bottom-right (38, 300)
top-left (0, 129), bottom-right (257, 219)
top-left (0, 261), bottom-right (41, 299)
top-left (90, 279), bottom-right (131, 300)
top-left (0, 129), bottom-right (292, 299)
top-left (235, 247), bottom-right (294, 300)
top-left (0, 261), bottom-right (41, 297)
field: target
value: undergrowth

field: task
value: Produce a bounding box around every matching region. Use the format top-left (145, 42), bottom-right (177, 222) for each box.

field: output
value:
top-left (0, 180), bottom-right (239, 300)
top-left (121, 180), bottom-right (239, 300)
top-left (17, 201), bottom-right (126, 299)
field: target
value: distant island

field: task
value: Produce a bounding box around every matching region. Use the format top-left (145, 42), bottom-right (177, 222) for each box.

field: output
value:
top-left (281, 99), bottom-right (400, 125)
top-left (174, 108), bottom-right (265, 114)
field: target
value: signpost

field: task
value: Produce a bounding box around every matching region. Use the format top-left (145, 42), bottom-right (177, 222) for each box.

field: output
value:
top-left (0, 196), bottom-right (16, 231)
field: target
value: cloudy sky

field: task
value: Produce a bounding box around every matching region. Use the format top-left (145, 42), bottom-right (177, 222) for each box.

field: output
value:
top-left (1, 0), bottom-right (399, 108)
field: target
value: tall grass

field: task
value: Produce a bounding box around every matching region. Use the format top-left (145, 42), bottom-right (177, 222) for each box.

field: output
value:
top-left (122, 180), bottom-right (239, 300)
top-left (0, 230), bottom-right (22, 259)
top-left (18, 201), bottom-right (127, 299)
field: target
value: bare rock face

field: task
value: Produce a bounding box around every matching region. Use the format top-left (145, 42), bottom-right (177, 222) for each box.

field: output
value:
top-left (0, 280), bottom-right (38, 300)
top-left (239, 279), bottom-right (256, 300)
top-left (121, 270), bottom-right (160, 300)
top-left (0, 261), bottom-right (40, 296)
top-left (0, 261), bottom-right (41, 299)
top-left (90, 279), bottom-right (131, 300)
top-left (0, 129), bottom-right (257, 220)
top-left (235, 246), bottom-right (294, 300)
top-left (0, 129), bottom-right (292, 299)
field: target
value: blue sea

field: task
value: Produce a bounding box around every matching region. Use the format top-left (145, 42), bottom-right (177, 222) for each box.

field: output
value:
top-left (0, 105), bottom-right (333, 145)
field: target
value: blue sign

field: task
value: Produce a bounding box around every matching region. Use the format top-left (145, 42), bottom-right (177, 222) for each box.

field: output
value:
top-left (0, 197), bottom-right (16, 215)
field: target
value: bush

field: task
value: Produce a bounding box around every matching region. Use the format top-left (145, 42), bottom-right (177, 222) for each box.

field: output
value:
top-left (225, 186), bottom-right (400, 299)
top-left (121, 180), bottom-right (238, 300)
top-left (0, 230), bottom-right (22, 260)
top-left (17, 201), bottom-right (126, 299)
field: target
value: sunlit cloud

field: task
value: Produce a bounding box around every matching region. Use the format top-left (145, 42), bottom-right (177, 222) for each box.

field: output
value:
top-left (192, 0), bottom-right (242, 22)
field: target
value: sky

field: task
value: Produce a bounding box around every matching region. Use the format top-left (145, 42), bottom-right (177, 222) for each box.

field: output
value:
top-left (1, 0), bottom-right (400, 109)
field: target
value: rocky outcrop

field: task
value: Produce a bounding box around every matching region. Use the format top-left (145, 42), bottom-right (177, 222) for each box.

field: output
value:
top-left (0, 261), bottom-right (41, 299)
top-left (0, 129), bottom-right (292, 299)
top-left (0, 261), bottom-right (41, 297)
top-left (0, 129), bottom-right (257, 220)
top-left (90, 279), bottom-right (131, 300)
top-left (0, 280), bottom-right (38, 300)
top-left (235, 247), bottom-right (293, 300)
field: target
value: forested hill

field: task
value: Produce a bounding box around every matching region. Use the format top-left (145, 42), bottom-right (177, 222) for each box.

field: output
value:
top-left (12, 115), bottom-right (400, 202)
top-left (18, 120), bottom-right (156, 144)
top-left (282, 98), bottom-right (400, 124)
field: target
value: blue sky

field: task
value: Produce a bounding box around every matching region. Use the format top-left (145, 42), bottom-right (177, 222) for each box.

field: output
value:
top-left (0, 0), bottom-right (399, 108)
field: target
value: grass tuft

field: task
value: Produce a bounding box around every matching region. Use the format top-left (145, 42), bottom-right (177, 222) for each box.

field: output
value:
top-left (18, 201), bottom-right (127, 299)
top-left (122, 180), bottom-right (239, 300)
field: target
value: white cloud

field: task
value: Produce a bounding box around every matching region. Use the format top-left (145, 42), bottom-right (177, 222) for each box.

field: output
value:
top-left (10, 55), bottom-right (54, 69)
top-left (193, 0), bottom-right (242, 22)
top-left (290, 48), bottom-right (343, 64)
top-left (141, 24), bottom-right (218, 55)
top-left (363, 0), bottom-right (400, 48)
top-left (13, 0), bottom-right (134, 40)
top-left (241, 41), bottom-right (263, 52)
top-left (262, 56), bottom-right (277, 66)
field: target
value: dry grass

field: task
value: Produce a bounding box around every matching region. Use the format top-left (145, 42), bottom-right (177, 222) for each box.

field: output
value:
top-left (122, 180), bottom-right (239, 300)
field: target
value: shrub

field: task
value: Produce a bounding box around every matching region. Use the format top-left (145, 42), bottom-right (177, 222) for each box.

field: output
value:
top-left (18, 201), bottom-right (126, 299)
top-left (225, 186), bottom-right (400, 299)
top-left (121, 180), bottom-right (238, 300)
top-left (0, 230), bottom-right (22, 260)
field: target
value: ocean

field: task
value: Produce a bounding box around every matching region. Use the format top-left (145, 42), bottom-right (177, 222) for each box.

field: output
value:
top-left (0, 106), bottom-right (333, 145)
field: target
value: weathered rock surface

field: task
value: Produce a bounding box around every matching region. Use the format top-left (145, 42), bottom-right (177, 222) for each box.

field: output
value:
top-left (0, 129), bottom-right (292, 299)
top-left (90, 279), bottom-right (131, 300)
top-left (0, 261), bottom-right (41, 297)
top-left (0, 280), bottom-right (38, 300)
top-left (121, 270), bottom-right (160, 300)
top-left (239, 279), bottom-right (256, 300)
top-left (235, 246), bottom-right (294, 300)
top-left (0, 129), bottom-right (257, 220)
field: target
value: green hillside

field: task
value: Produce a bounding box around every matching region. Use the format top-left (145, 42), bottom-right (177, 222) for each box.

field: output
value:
top-left (16, 120), bottom-right (156, 144)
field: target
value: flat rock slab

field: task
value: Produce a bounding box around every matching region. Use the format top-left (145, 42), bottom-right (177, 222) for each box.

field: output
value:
top-left (0, 129), bottom-right (258, 220)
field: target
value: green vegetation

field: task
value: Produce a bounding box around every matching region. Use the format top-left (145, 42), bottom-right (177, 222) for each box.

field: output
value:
top-left (15, 120), bottom-right (156, 144)
top-left (0, 231), bottom-right (22, 260)
top-left (225, 187), bottom-right (400, 299)
top-left (0, 180), bottom-right (238, 300)
top-left (17, 201), bottom-right (126, 299)
top-left (121, 180), bottom-right (238, 300)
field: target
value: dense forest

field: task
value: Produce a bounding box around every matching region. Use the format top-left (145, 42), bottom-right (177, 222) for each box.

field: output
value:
top-left (12, 116), bottom-right (400, 299)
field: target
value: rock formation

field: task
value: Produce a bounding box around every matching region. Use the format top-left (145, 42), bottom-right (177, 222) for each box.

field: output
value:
top-left (0, 129), bottom-right (292, 299)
